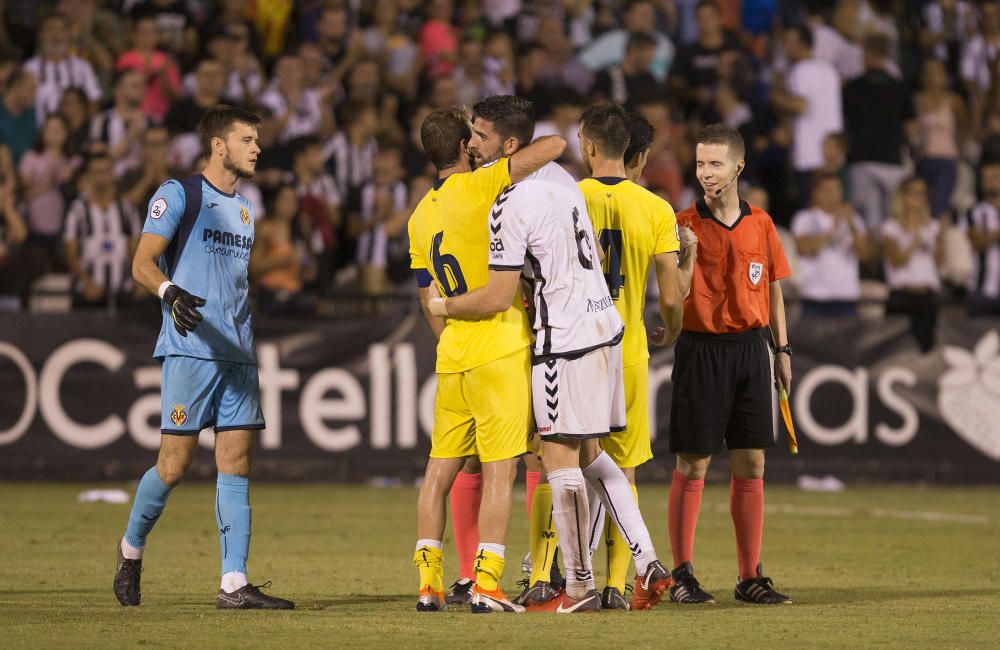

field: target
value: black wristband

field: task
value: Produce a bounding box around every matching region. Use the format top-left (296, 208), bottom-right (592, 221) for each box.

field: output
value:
top-left (774, 344), bottom-right (793, 356)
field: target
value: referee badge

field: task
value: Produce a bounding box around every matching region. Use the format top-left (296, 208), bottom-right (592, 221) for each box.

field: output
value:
top-left (749, 262), bottom-right (763, 286)
top-left (240, 206), bottom-right (250, 225)
top-left (170, 404), bottom-right (188, 427)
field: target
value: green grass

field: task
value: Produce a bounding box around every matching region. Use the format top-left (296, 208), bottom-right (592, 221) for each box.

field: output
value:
top-left (1, 482), bottom-right (998, 648)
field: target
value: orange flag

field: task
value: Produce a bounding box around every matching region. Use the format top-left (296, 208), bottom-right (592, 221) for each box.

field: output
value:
top-left (778, 388), bottom-right (798, 455)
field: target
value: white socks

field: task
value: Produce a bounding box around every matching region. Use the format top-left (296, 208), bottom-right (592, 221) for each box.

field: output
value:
top-left (477, 542), bottom-right (505, 558)
top-left (121, 537), bottom-right (143, 560)
top-left (415, 538), bottom-right (443, 551)
top-left (585, 480), bottom-right (605, 557)
top-left (582, 452), bottom-right (657, 576)
top-left (547, 467), bottom-right (595, 600)
top-left (221, 571), bottom-right (248, 593)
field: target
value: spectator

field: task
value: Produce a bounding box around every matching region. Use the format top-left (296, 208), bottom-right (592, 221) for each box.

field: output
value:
top-left (670, 0), bottom-right (746, 117)
top-left (920, 0), bottom-right (978, 80)
top-left (534, 92), bottom-right (586, 169)
top-left (579, 0), bottom-right (675, 83)
top-left (313, 6), bottom-right (362, 82)
top-left (806, 1), bottom-right (864, 82)
top-left (401, 104), bottom-right (434, 179)
top-left (454, 37), bottom-right (489, 107)
top-left (119, 125), bottom-right (183, 210)
top-left (535, 13), bottom-right (592, 95)
top-left (772, 24), bottom-right (842, 209)
top-left (115, 16), bottom-right (182, 122)
top-left (351, 143), bottom-right (409, 296)
top-left (63, 153), bottom-right (140, 307)
top-left (482, 31), bottom-right (517, 97)
top-left (0, 68), bottom-right (38, 165)
top-left (291, 136), bottom-right (341, 292)
top-left (24, 13), bottom-right (102, 124)
top-left (165, 58), bottom-right (225, 137)
top-left (635, 98), bottom-right (688, 204)
top-left (259, 55), bottom-right (323, 143)
top-left (57, 0), bottom-right (126, 92)
top-left (0, 145), bottom-right (27, 304)
top-left (819, 132), bottom-right (850, 200)
top-left (91, 70), bottom-right (148, 177)
top-left (251, 184), bottom-right (315, 315)
top-left (57, 87), bottom-right (93, 157)
top-left (962, 160), bottom-right (1000, 315)
top-left (593, 32), bottom-right (661, 110)
top-left (883, 177), bottom-right (945, 353)
top-left (792, 173), bottom-right (872, 318)
top-left (324, 101), bottom-right (378, 205)
top-left (961, 1), bottom-right (1000, 132)
top-left (843, 33), bottom-right (916, 230)
top-left (361, 0), bottom-right (420, 100)
top-left (128, 0), bottom-right (199, 62)
top-left (18, 113), bottom-right (80, 286)
top-left (421, 0), bottom-right (460, 79)
top-left (914, 58), bottom-right (967, 219)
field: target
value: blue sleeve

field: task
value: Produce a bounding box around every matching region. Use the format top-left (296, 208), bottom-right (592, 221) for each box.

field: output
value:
top-left (414, 269), bottom-right (433, 288)
top-left (142, 180), bottom-right (186, 241)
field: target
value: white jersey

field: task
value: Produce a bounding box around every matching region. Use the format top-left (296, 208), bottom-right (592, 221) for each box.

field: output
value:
top-left (487, 162), bottom-right (624, 360)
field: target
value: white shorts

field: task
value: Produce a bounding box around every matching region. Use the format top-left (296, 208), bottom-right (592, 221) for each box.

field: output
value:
top-left (532, 343), bottom-right (625, 439)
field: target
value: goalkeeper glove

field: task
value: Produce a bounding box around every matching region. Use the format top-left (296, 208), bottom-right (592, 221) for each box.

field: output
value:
top-left (162, 284), bottom-right (206, 337)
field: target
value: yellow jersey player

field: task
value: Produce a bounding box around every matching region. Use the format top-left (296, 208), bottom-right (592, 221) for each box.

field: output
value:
top-left (408, 106), bottom-right (566, 613)
top-left (578, 104), bottom-right (684, 609)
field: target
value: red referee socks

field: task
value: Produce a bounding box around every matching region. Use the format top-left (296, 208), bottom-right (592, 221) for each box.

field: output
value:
top-left (730, 476), bottom-right (764, 581)
top-left (668, 470), bottom-right (705, 568)
top-left (525, 470), bottom-right (541, 517)
top-left (450, 471), bottom-right (482, 581)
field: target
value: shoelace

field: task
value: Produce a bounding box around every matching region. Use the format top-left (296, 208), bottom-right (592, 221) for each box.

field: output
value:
top-left (623, 584), bottom-right (634, 598)
top-left (515, 577), bottom-right (530, 590)
top-left (245, 580), bottom-right (272, 593)
top-left (679, 572), bottom-right (703, 593)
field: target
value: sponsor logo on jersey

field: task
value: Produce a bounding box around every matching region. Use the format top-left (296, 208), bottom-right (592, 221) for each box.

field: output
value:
top-left (149, 198), bottom-right (167, 219)
top-left (490, 238), bottom-right (505, 252)
top-left (170, 404), bottom-right (187, 427)
top-left (586, 296), bottom-right (615, 312)
top-left (749, 262), bottom-right (763, 286)
top-left (240, 206), bottom-right (250, 225)
top-left (203, 228), bottom-right (253, 249)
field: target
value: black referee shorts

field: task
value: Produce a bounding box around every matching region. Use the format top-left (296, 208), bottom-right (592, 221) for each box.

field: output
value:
top-left (669, 328), bottom-right (775, 455)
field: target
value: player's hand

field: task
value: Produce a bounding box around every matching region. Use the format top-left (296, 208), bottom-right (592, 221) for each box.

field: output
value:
top-left (678, 225), bottom-right (698, 249)
top-left (649, 326), bottom-right (669, 347)
top-left (426, 282), bottom-right (448, 317)
top-left (163, 284), bottom-right (206, 337)
top-left (774, 352), bottom-right (792, 393)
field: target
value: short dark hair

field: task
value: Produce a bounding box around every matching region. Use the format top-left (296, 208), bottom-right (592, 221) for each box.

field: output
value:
top-left (472, 95), bottom-right (535, 149)
top-left (696, 123), bottom-right (745, 161)
top-left (84, 151), bottom-right (113, 171)
top-left (421, 107), bottom-right (472, 170)
top-left (197, 104), bottom-right (261, 154)
top-left (289, 135), bottom-right (321, 159)
top-left (626, 31), bottom-right (658, 52)
top-left (788, 24), bottom-right (814, 50)
top-left (580, 102), bottom-right (630, 159)
top-left (624, 112), bottom-right (654, 165)
top-left (695, 0), bottom-right (720, 14)
top-left (863, 32), bottom-right (891, 59)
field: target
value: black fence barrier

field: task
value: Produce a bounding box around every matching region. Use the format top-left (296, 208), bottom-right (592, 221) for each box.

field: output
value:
top-left (1, 306), bottom-right (998, 482)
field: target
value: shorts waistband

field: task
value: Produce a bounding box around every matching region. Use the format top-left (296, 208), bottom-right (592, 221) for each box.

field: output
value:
top-left (680, 327), bottom-right (768, 345)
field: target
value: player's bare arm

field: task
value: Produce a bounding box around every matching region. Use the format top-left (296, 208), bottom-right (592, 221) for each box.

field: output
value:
top-left (508, 135), bottom-right (566, 183)
top-left (677, 224), bottom-right (698, 299)
top-left (769, 280), bottom-right (791, 392)
top-left (650, 251), bottom-right (683, 346)
top-left (427, 270), bottom-right (520, 318)
top-left (133, 232), bottom-right (206, 337)
top-left (417, 285), bottom-right (446, 339)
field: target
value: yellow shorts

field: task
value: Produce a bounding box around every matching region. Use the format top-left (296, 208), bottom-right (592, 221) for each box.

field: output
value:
top-left (600, 361), bottom-right (653, 468)
top-left (430, 347), bottom-right (531, 463)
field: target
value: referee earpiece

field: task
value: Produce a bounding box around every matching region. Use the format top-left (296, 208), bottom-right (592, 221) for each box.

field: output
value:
top-left (714, 164), bottom-right (744, 196)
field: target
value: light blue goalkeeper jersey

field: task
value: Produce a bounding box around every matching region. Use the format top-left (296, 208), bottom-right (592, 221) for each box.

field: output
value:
top-left (142, 174), bottom-right (256, 364)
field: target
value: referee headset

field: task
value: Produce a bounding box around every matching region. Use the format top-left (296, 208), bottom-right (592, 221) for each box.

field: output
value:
top-left (713, 162), bottom-right (744, 197)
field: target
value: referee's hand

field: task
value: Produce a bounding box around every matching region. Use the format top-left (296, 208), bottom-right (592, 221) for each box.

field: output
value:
top-left (163, 284), bottom-right (206, 337)
top-left (774, 353), bottom-right (792, 393)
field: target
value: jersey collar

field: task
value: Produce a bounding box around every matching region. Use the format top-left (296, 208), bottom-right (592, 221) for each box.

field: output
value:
top-left (199, 173), bottom-right (237, 198)
top-left (696, 197), bottom-right (752, 231)
top-left (433, 175), bottom-right (450, 191)
top-left (593, 176), bottom-right (627, 185)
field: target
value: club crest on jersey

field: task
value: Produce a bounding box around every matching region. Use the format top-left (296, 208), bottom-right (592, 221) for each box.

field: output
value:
top-left (170, 404), bottom-right (188, 427)
top-left (749, 262), bottom-right (763, 286)
top-left (240, 206), bottom-right (250, 225)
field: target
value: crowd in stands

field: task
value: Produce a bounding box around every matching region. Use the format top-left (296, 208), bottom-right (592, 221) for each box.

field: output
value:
top-left (1, 0), bottom-right (999, 349)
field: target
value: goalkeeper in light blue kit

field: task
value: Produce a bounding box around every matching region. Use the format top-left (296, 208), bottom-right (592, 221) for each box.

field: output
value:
top-left (113, 105), bottom-right (293, 610)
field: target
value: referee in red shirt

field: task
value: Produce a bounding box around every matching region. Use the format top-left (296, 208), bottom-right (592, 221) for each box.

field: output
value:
top-left (666, 124), bottom-right (793, 605)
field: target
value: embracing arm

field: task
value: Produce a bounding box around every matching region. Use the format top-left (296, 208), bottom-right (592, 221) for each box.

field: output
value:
top-left (418, 284), bottom-right (446, 340)
top-left (508, 135), bottom-right (566, 183)
top-left (428, 269), bottom-right (521, 319)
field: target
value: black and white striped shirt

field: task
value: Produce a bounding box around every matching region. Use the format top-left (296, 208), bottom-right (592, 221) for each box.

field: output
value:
top-left (962, 200), bottom-right (1000, 298)
top-left (322, 132), bottom-right (376, 206)
top-left (63, 197), bottom-right (140, 294)
top-left (356, 181), bottom-right (407, 267)
top-left (24, 55), bottom-right (102, 125)
top-left (89, 109), bottom-right (147, 177)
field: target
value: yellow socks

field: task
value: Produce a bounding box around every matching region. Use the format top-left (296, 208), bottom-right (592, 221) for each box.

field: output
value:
top-left (528, 483), bottom-right (559, 586)
top-left (413, 540), bottom-right (444, 594)
top-left (604, 484), bottom-right (639, 592)
top-left (473, 545), bottom-right (505, 592)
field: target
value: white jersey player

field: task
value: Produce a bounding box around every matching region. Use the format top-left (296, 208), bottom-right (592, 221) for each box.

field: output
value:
top-left (428, 160), bottom-right (672, 613)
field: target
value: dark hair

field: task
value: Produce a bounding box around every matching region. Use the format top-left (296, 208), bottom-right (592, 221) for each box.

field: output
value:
top-left (289, 135), bottom-right (321, 159)
top-left (340, 99), bottom-right (376, 128)
top-left (33, 113), bottom-right (71, 155)
top-left (197, 104), bottom-right (261, 154)
top-left (624, 112), bottom-right (655, 165)
top-left (812, 171), bottom-right (841, 188)
top-left (580, 102), bottom-right (630, 159)
top-left (421, 107), bottom-right (472, 170)
top-left (863, 32), bottom-right (891, 58)
top-left (696, 123), bottom-right (745, 161)
top-left (472, 95), bottom-right (535, 150)
top-left (39, 12), bottom-right (68, 31)
top-left (695, 0), bottom-right (720, 14)
top-left (84, 151), bottom-right (113, 171)
top-left (787, 24), bottom-right (814, 50)
top-left (626, 31), bottom-right (658, 52)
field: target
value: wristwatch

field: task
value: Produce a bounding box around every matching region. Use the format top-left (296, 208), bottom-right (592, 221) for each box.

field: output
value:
top-left (774, 344), bottom-right (793, 356)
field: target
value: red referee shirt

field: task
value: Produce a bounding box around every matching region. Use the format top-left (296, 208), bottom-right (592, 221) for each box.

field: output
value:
top-left (676, 199), bottom-right (792, 334)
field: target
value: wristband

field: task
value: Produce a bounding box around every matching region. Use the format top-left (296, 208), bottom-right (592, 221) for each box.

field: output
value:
top-left (157, 281), bottom-right (175, 300)
top-left (774, 344), bottom-right (793, 357)
top-left (428, 297), bottom-right (448, 317)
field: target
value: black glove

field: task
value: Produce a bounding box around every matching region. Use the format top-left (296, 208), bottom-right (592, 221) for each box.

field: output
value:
top-left (163, 284), bottom-right (206, 337)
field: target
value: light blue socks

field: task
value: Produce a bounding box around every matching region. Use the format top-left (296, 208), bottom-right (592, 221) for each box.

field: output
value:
top-left (216, 473), bottom-right (251, 576)
top-left (124, 467), bottom-right (174, 549)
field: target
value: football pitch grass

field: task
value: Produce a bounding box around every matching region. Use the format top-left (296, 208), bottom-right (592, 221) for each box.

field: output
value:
top-left (1, 483), bottom-right (998, 648)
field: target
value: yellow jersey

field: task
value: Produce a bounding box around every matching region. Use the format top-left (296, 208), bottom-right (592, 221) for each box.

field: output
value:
top-left (409, 159), bottom-right (531, 374)
top-left (578, 178), bottom-right (680, 367)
